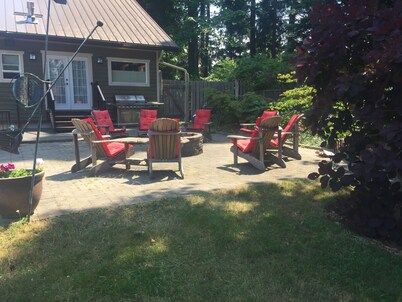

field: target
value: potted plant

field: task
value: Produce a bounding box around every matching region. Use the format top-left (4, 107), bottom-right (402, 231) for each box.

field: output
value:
top-left (0, 162), bottom-right (45, 218)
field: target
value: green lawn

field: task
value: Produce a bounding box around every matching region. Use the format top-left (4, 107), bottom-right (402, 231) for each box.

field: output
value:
top-left (1, 181), bottom-right (402, 301)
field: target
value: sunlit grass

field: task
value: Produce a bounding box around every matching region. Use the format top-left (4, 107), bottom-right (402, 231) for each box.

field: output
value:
top-left (1, 180), bottom-right (402, 301)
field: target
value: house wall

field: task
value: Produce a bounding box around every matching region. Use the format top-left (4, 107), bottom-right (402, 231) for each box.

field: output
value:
top-left (0, 36), bottom-right (161, 125)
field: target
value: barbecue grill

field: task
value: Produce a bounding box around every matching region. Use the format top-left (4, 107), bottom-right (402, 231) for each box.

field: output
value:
top-left (115, 95), bottom-right (163, 126)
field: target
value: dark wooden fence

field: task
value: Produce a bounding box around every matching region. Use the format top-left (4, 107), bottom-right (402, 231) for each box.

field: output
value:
top-left (161, 80), bottom-right (245, 119)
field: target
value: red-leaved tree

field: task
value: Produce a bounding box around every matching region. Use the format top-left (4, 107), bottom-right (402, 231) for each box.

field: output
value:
top-left (297, 0), bottom-right (402, 243)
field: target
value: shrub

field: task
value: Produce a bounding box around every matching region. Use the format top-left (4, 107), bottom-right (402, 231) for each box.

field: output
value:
top-left (270, 72), bottom-right (315, 123)
top-left (238, 92), bottom-right (270, 122)
top-left (298, 1), bottom-right (402, 243)
top-left (233, 54), bottom-right (291, 91)
top-left (203, 59), bottom-right (237, 82)
top-left (204, 89), bottom-right (239, 126)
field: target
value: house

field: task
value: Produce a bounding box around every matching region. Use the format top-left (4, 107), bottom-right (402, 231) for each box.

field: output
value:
top-left (0, 0), bottom-right (179, 130)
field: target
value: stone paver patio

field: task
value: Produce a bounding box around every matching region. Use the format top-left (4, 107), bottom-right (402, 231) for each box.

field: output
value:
top-left (0, 131), bottom-right (321, 220)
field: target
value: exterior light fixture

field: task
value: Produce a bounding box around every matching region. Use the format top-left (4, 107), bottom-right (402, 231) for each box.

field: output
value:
top-left (29, 53), bottom-right (37, 60)
top-left (97, 57), bottom-right (104, 64)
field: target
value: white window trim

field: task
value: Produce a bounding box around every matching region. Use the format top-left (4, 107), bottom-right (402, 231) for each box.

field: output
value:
top-left (107, 57), bottom-right (150, 87)
top-left (40, 51), bottom-right (93, 75)
top-left (0, 51), bottom-right (24, 83)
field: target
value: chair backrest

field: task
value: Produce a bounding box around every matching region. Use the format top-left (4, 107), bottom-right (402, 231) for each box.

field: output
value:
top-left (255, 111), bottom-right (279, 128)
top-left (237, 116), bottom-right (282, 154)
top-left (253, 116), bottom-right (283, 155)
top-left (240, 110), bottom-right (278, 134)
top-left (283, 114), bottom-right (302, 133)
top-left (261, 110), bottom-right (279, 119)
top-left (148, 118), bottom-right (181, 159)
top-left (193, 109), bottom-right (212, 130)
top-left (139, 109), bottom-right (158, 131)
top-left (92, 110), bottom-right (115, 135)
top-left (71, 118), bottom-right (127, 158)
top-left (270, 114), bottom-right (303, 147)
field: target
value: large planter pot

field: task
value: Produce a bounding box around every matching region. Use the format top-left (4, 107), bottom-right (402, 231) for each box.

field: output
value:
top-left (0, 170), bottom-right (45, 218)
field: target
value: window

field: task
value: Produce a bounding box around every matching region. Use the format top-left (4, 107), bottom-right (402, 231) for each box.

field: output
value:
top-left (0, 52), bottom-right (24, 82)
top-left (107, 58), bottom-right (149, 86)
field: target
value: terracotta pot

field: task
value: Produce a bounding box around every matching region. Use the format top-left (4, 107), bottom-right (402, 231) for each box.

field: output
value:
top-left (0, 170), bottom-right (45, 218)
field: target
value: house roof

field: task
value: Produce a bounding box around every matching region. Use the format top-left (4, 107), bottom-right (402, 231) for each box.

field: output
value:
top-left (0, 0), bottom-right (179, 51)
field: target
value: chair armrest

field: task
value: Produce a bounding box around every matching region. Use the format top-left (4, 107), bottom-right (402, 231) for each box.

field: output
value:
top-left (227, 134), bottom-right (248, 140)
top-left (227, 134), bottom-right (260, 140)
top-left (72, 128), bottom-right (92, 136)
top-left (148, 130), bottom-right (181, 136)
top-left (97, 124), bottom-right (110, 135)
top-left (110, 127), bottom-right (126, 133)
top-left (240, 123), bottom-right (255, 127)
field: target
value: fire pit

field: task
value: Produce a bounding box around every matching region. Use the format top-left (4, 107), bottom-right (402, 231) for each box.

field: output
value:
top-left (181, 132), bottom-right (203, 157)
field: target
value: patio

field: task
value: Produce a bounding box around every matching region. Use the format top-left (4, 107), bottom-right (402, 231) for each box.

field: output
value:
top-left (0, 130), bottom-right (321, 220)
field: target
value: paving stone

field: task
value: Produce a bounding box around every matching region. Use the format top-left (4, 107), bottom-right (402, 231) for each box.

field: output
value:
top-left (0, 131), bottom-right (322, 220)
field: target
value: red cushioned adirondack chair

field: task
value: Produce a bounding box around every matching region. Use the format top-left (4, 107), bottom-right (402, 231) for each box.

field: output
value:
top-left (138, 109), bottom-right (158, 137)
top-left (185, 109), bottom-right (212, 141)
top-left (227, 116), bottom-right (285, 171)
top-left (240, 110), bottom-right (279, 134)
top-left (270, 114), bottom-right (303, 160)
top-left (92, 110), bottom-right (128, 138)
top-left (71, 118), bottom-right (133, 175)
top-left (147, 118), bottom-right (184, 179)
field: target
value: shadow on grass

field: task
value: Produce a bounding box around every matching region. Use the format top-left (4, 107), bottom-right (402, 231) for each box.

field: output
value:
top-left (1, 181), bottom-right (402, 301)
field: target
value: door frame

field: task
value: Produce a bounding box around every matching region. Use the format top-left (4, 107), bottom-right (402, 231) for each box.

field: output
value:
top-left (41, 51), bottom-right (93, 110)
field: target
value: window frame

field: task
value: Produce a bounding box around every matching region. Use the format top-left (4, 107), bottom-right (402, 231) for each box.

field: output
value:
top-left (0, 51), bottom-right (24, 83)
top-left (107, 57), bottom-right (150, 87)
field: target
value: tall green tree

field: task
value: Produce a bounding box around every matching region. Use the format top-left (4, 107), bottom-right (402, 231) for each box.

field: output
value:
top-left (199, 0), bottom-right (212, 77)
top-left (186, 0), bottom-right (200, 77)
top-left (137, 0), bottom-right (180, 31)
top-left (256, 0), bottom-right (286, 58)
top-left (284, 0), bottom-right (332, 52)
top-left (249, 0), bottom-right (256, 56)
top-left (216, 0), bottom-right (249, 59)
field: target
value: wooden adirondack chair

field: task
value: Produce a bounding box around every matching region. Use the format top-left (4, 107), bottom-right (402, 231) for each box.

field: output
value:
top-left (147, 118), bottom-right (184, 179)
top-left (239, 110), bottom-right (279, 134)
top-left (71, 118), bottom-right (133, 175)
top-left (228, 116), bottom-right (285, 171)
top-left (270, 114), bottom-right (303, 160)
top-left (184, 109), bottom-right (213, 141)
top-left (138, 109), bottom-right (158, 137)
top-left (91, 110), bottom-right (128, 138)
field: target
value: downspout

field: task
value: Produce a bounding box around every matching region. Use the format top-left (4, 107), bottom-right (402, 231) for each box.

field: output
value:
top-left (159, 61), bottom-right (190, 122)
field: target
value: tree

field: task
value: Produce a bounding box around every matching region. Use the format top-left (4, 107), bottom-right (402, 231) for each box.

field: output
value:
top-left (249, 0), bottom-right (256, 56)
top-left (257, 0), bottom-right (285, 58)
top-left (187, 0), bottom-right (200, 77)
top-left (217, 0), bottom-right (249, 59)
top-left (298, 0), bottom-right (402, 243)
top-left (200, 0), bottom-right (212, 77)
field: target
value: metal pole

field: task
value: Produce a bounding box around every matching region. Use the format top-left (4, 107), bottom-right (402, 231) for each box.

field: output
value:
top-left (27, 0), bottom-right (51, 222)
top-left (159, 62), bottom-right (190, 122)
top-left (44, 0), bottom-right (51, 79)
top-left (26, 20), bottom-right (103, 222)
top-left (184, 71), bottom-right (190, 122)
top-left (27, 103), bottom-right (43, 222)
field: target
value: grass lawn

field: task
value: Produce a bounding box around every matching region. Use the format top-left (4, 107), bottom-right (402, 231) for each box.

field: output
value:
top-left (1, 181), bottom-right (402, 301)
